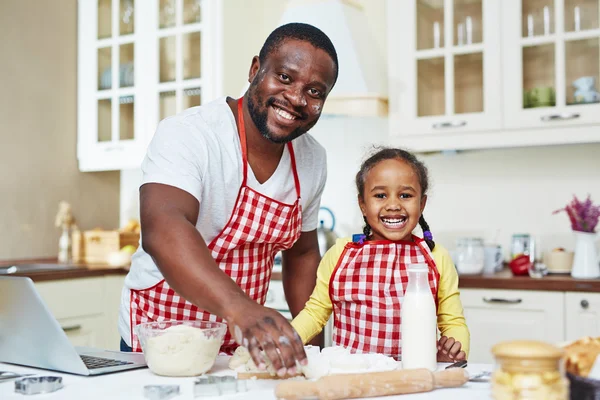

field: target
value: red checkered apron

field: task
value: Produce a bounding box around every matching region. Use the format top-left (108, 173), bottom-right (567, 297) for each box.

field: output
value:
top-left (329, 235), bottom-right (440, 359)
top-left (129, 98), bottom-right (303, 353)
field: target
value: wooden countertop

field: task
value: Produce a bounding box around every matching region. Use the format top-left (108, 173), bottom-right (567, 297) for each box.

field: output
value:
top-left (459, 269), bottom-right (600, 293)
top-left (5, 259), bottom-right (599, 292)
top-left (272, 269), bottom-right (600, 292)
top-left (0, 257), bottom-right (128, 282)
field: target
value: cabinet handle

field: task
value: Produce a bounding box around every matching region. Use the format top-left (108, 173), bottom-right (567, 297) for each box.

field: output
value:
top-left (104, 145), bottom-right (124, 152)
top-left (432, 121), bottom-right (467, 129)
top-left (581, 299), bottom-right (590, 309)
top-left (483, 297), bottom-right (522, 304)
top-left (541, 113), bottom-right (580, 122)
top-left (61, 324), bottom-right (82, 332)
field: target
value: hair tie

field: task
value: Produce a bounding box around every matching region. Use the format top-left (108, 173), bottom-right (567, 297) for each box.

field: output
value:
top-left (423, 230), bottom-right (433, 241)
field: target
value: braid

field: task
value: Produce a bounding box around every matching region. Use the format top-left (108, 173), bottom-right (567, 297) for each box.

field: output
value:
top-left (419, 215), bottom-right (435, 251)
top-left (362, 216), bottom-right (372, 239)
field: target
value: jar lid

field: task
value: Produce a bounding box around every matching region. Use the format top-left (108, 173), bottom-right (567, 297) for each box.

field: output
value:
top-left (492, 340), bottom-right (563, 359)
top-left (492, 340), bottom-right (564, 373)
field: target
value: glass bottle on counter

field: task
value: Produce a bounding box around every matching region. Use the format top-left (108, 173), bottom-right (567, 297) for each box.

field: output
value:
top-left (401, 264), bottom-right (437, 371)
top-left (491, 340), bottom-right (568, 400)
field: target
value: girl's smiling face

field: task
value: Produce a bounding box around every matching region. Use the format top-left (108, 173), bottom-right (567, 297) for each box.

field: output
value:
top-left (358, 158), bottom-right (427, 242)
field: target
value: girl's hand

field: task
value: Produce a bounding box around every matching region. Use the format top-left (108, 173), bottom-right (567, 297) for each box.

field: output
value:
top-left (437, 336), bottom-right (466, 362)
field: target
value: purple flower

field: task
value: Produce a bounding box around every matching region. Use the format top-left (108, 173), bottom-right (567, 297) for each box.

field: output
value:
top-left (553, 195), bottom-right (600, 233)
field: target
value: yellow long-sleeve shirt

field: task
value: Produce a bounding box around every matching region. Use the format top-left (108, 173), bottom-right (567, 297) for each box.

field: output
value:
top-left (291, 237), bottom-right (470, 357)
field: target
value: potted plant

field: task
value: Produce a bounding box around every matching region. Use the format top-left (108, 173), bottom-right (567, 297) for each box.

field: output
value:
top-left (553, 195), bottom-right (600, 279)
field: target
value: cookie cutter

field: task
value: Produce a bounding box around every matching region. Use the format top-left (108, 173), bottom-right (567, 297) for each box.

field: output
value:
top-left (14, 376), bottom-right (63, 395)
top-left (193, 376), bottom-right (247, 397)
top-left (144, 384), bottom-right (181, 400)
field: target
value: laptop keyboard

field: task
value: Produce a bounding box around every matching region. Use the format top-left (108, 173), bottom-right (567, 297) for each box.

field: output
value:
top-left (80, 355), bottom-right (134, 370)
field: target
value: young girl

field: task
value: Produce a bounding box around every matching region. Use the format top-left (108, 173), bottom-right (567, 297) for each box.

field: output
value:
top-left (291, 147), bottom-right (470, 361)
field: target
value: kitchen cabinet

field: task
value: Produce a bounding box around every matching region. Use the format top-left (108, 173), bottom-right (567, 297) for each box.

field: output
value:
top-left (387, 0), bottom-right (600, 152)
top-left (503, 0), bottom-right (600, 130)
top-left (460, 288), bottom-right (564, 363)
top-left (77, 0), bottom-right (223, 171)
top-left (35, 275), bottom-right (126, 350)
top-left (388, 0), bottom-right (502, 137)
top-left (565, 291), bottom-right (600, 341)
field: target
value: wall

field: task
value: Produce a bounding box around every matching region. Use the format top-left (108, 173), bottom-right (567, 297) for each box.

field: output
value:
top-left (0, 0), bottom-right (120, 259)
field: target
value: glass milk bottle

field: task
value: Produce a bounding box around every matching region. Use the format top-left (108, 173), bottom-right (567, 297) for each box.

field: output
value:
top-left (401, 264), bottom-right (437, 371)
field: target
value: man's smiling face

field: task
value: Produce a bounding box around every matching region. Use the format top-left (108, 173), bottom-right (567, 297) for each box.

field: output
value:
top-left (246, 38), bottom-right (337, 144)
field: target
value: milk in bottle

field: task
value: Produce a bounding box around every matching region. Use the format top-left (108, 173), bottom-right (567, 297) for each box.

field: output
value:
top-left (400, 264), bottom-right (437, 371)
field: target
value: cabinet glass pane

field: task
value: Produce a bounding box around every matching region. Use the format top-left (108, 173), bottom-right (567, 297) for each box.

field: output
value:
top-left (417, 0), bottom-right (444, 50)
top-left (159, 36), bottom-right (176, 82)
top-left (159, 0), bottom-right (176, 29)
top-left (119, 43), bottom-right (134, 88)
top-left (160, 91), bottom-right (176, 120)
top-left (98, 99), bottom-right (112, 142)
top-left (120, 0), bottom-right (134, 36)
top-left (566, 38), bottom-right (600, 105)
top-left (184, 0), bottom-right (202, 24)
top-left (183, 32), bottom-right (201, 80)
top-left (98, 47), bottom-right (112, 90)
top-left (417, 57), bottom-right (445, 116)
top-left (523, 44), bottom-right (556, 108)
top-left (565, 0), bottom-right (599, 31)
top-left (119, 96), bottom-right (135, 140)
top-left (522, 0), bottom-right (555, 37)
top-left (454, 53), bottom-right (483, 113)
top-left (183, 87), bottom-right (202, 110)
top-left (98, 0), bottom-right (112, 39)
top-left (454, 0), bottom-right (482, 46)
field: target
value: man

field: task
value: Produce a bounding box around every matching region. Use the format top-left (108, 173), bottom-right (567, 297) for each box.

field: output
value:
top-left (118, 23), bottom-right (338, 377)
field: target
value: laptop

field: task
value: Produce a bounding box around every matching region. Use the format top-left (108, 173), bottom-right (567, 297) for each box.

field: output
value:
top-left (0, 276), bottom-right (146, 376)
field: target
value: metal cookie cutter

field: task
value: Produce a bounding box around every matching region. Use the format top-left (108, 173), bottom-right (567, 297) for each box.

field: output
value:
top-left (194, 376), bottom-right (248, 397)
top-left (15, 376), bottom-right (64, 395)
top-left (144, 384), bottom-right (180, 400)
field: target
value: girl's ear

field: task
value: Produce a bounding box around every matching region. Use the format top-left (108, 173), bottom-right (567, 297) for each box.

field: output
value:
top-left (358, 195), bottom-right (366, 216)
top-left (420, 194), bottom-right (428, 214)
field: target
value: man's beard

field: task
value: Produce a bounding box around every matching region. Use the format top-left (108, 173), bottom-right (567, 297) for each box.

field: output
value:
top-left (247, 92), bottom-right (309, 144)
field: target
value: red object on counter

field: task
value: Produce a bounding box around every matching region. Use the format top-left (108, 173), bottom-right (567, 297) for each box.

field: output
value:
top-left (509, 254), bottom-right (532, 276)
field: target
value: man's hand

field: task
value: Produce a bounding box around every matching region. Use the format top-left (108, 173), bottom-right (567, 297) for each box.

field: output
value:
top-left (226, 300), bottom-right (307, 377)
top-left (437, 336), bottom-right (466, 362)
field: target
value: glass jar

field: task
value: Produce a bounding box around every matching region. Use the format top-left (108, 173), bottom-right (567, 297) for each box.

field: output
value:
top-left (455, 237), bottom-right (485, 275)
top-left (491, 340), bottom-right (569, 400)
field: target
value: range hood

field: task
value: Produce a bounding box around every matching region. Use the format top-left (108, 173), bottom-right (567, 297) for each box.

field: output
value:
top-left (278, 0), bottom-right (388, 117)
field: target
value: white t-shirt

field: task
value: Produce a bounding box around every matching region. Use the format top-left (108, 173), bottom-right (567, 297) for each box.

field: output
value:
top-left (118, 97), bottom-right (327, 345)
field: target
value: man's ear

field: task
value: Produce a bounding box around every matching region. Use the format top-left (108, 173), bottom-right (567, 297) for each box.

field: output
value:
top-left (248, 56), bottom-right (260, 83)
top-left (420, 194), bottom-right (428, 214)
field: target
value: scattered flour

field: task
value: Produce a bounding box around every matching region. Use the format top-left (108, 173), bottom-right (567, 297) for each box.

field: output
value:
top-left (144, 325), bottom-right (221, 376)
top-left (302, 346), bottom-right (400, 379)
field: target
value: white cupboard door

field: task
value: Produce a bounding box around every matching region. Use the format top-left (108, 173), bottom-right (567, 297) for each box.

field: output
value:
top-left (503, 0), bottom-right (600, 130)
top-left (565, 292), bottom-right (600, 341)
top-left (389, 0), bottom-right (501, 137)
top-left (460, 289), bottom-right (564, 363)
top-left (78, 0), bottom-right (149, 171)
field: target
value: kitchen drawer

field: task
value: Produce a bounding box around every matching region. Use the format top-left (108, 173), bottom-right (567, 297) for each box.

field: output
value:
top-left (35, 277), bottom-right (104, 319)
top-left (565, 292), bottom-right (600, 342)
top-left (460, 289), bottom-right (564, 363)
top-left (57, 314), bottom-right (105, 348)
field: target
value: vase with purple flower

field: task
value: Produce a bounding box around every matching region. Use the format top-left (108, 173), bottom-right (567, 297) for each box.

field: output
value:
top-left (553, 195), bottom-right (600, 279)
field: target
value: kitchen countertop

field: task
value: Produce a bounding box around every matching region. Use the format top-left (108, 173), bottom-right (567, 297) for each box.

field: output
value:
top-left (0, 258), bottom-right (127, 282)
top-left (0, 357), bottom-right (493, 400)
top-left (5, 258), bottom-right (599, 292)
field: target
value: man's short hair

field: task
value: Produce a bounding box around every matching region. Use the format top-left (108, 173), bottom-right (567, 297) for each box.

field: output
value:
top-left (258, 22), bottom-right (339, 84)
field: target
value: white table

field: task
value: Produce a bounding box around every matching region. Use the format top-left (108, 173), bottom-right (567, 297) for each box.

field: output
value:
top-left (1, 357), bottom-right (493, 400)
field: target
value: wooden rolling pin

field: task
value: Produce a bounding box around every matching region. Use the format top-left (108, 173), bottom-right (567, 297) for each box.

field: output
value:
top-left (274, 368), bottom-right (469, 400)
